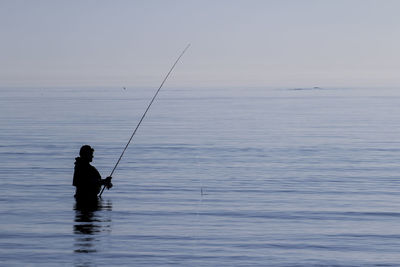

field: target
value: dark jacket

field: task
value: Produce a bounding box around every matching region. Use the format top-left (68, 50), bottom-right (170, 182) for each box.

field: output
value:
top-left (73, 157), bottom-right (102, 199)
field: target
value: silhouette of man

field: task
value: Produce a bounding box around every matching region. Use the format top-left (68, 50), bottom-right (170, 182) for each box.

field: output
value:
top-left (73, 145), bottom-right (112, 201)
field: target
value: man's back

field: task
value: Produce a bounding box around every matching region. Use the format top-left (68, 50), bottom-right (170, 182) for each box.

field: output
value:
top-left (73, 157), bottom-right (101, 199)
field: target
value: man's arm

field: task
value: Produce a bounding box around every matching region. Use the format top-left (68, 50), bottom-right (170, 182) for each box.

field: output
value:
top-left (101, 176), bottom-right (113, 189)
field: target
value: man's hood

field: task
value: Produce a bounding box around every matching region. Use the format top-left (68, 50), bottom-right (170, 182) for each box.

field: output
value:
top-left (74, 157), bottom-right (89, 166)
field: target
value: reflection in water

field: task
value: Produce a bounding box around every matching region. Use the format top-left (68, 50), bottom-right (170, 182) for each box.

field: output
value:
top-left (73, 198), bottom-right (112, 256)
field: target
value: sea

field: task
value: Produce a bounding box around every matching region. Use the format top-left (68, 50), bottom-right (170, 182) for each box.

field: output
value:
top-left (1, 85), bottom-right (400, 266)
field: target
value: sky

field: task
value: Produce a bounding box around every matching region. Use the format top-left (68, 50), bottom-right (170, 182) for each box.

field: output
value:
top-left (1, 0), bottom-right (400, 88)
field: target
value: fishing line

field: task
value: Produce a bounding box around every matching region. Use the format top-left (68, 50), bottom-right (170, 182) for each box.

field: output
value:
top-left (99, 44), bottom-right (191, 197)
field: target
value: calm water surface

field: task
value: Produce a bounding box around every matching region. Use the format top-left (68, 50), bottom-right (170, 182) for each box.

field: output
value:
top-left (1, 86), bottom-right (400, 266)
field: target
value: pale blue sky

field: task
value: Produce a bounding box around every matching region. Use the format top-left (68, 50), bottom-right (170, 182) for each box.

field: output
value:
top-left (1, 0), bottom-right (400, 87)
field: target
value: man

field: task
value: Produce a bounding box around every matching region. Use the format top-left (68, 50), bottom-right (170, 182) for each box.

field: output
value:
top-left (73, 145), bottom-right (113, 201)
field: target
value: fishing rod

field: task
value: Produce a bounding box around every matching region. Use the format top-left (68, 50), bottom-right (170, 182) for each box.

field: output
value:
top-left (99, 44), bottom-right (191, 197)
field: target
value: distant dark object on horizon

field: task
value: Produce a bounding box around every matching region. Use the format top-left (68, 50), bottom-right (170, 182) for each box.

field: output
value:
top-left (288, 87), bottom-right (324, 91)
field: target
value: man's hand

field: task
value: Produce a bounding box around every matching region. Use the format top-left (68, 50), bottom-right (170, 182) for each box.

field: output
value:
top-left (104, 176), bottom-right (113, 189)
top-left (106, 182), bottom-right (113, 190)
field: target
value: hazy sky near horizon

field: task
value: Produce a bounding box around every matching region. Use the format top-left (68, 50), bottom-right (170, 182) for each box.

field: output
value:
top-left (1, 0), bottom-right (400, 88)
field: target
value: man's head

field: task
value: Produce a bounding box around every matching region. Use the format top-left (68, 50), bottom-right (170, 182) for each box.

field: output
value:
top-left (79, 145), bottom-right (94, 162)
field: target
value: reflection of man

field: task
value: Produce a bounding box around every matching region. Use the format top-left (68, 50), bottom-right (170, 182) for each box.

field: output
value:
top-left (73, 145), bottom-right (112, 201)
top-left (73, 200), bottom-right (113, 254)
